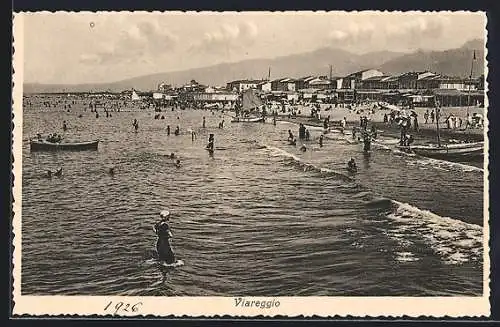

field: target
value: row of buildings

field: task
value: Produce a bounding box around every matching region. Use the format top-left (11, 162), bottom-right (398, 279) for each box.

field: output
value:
top-left (223, 69), bottom-right (485, 107)
top-left (226, 69), bottom-right (484, 93)
top-left (131, 69), bottom-right (485, 108)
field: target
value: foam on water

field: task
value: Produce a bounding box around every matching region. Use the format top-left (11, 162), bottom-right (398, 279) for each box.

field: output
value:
top-left (415, 157), bottom-right (483, 173)
top-left (260, 144), bottom-right (355, 182)
top-left (387, 200), bottom-right (483, 265)
top-left (260, 142), bottom-right (483, 266)
top-left (395, 251), bottom-right (420, 262)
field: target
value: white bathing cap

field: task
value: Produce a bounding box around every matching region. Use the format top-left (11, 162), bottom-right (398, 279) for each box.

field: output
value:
top-left (160, 210), bottom-right (170, 218)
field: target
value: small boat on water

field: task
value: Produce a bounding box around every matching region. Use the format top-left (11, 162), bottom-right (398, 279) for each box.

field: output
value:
top-left (231, 116), bottom-right (264, 123)
top-left (30, 139), bottom-right (99, 152)
top-left (231, 89), bottom-right (265, 123)
top-left (398, 142), bottom-right (484, 160)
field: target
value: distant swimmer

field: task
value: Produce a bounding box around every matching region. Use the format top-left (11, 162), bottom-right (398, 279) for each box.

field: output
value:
top-left (191, 130), bottom-right (196, 142)
top-left (347, 158), bottom-right (357, 172)
top-left (273, 116), bottom-right (276, 126)
top-left (169, 153), bottom-right (175, 160)
top-left (154, 210), bottom-right (176, 265)
top-left (55, 167), bottom-right (63, 177)
top-left (202, 117), bottom-right (206, 128)
top-left (174, 126), bottom-right (180, 136)
top-left (96, 112), bottom-right (99, 119)
top-left (175, 159), bottom-right (181, 168)
top-left (218, 120), bottom-right (225, 129)
top-left (78, 114), bottom-right (83, 118)
top-left (62, 121), bottom-right (68, 132)
top-left (133, 119), bottom-right (139, 132)
top-left (108, 167), bottom-right (115, 176)
top-left (167, 125), bottom-right (170, 136)
top-left (287, 130), bottom-right (294, 142)
top-left (46, 170), bottom-right (52, 178)
top-left (319, 134), bottom-right (324, 148)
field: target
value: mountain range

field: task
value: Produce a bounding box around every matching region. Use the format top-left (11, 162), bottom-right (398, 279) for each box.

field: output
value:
top-left (23, 38), bottom-right (484, 94)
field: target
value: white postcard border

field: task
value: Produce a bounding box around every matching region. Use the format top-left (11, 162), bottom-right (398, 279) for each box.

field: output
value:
top-left (11, 11), bottom-right (491, 318)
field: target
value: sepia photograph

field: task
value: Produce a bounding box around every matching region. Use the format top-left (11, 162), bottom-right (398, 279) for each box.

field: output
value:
top-left (11, 10), bottom-right (489, 317)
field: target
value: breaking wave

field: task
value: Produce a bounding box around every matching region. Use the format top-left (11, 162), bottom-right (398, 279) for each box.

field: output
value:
top-left (387, 200), bottom-right (483, 265)
top-left (259, 144), bottom-right (355, 182)
top-left (258, 143), bottom-right (484, 266)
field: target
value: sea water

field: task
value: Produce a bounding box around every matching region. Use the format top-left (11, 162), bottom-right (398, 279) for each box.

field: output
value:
top-left (21, 99), bottom-right (484, 296)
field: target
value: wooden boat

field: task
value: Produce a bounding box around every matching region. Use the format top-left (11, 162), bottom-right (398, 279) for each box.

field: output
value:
top-left (398, 142), bottom-right (484, 160)
top-left (231, 89), bottom-right (265, 123)
top-left (30, 139), bottom-right (99, 152)
top-left (230, 116), bottom-right (263, 123)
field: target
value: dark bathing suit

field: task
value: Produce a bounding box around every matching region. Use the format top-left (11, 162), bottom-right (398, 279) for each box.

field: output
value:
top-left (154, 221), bottom-right (175, 264)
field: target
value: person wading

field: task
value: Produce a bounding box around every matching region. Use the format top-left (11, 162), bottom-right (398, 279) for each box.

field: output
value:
top-left (154, 210), bottom-right (176, 265)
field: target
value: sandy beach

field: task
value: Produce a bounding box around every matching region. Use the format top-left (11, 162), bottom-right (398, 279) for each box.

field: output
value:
top-left (277, 104), bottom-right (485, 143)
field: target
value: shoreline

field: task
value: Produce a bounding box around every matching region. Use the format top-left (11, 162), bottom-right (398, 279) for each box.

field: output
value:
top-left (275, 110), bottom-right (484, 143)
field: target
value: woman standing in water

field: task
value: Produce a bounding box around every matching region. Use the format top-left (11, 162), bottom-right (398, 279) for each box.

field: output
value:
top-left (153, 210), bottom-right (176, 265)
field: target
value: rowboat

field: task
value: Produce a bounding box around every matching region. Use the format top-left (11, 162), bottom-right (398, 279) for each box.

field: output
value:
top-left (30, 139), bottom-right (99, 152)
top-left (231, 116), bottom-right (263, 123)
top-left (398, 142), bottom-right (484, 160)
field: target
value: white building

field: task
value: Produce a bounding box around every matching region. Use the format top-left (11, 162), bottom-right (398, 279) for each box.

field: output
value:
top-left (258, 81), bottom-right (272, 92)
top-left (308, 78), bottom-right (332, 90)
top-left (439, 78), bottom-right (477, 91)
top-left (153, 92), bottom-right (164, 100)
top-left (227, 80), bottom-right (261, 92)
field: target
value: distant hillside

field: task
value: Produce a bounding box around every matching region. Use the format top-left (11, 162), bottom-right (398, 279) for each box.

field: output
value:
top-left (379, 38), bottom-right (485, 78)
top-left (23, 47), bottom-right (404, 93)
top-left (461, 38), bottom-right (484, 51)
top-left (24, 38), bottom-right (485, 93)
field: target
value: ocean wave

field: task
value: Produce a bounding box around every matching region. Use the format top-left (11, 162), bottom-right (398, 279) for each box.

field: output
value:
top-left (387, 200), bottom-right (483, 265)
top-left (259, 144), bottom-right (355, 182)
top-left (414, 157), bottom-right (483, 173)
top-left (258, 143), bottom-right (483, 266)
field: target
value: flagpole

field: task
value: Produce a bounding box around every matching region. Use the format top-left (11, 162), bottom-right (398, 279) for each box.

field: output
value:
top-left (467, 50), bottom-right (476, 117)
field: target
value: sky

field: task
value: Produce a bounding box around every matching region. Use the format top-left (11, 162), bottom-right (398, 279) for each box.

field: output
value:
top-left (19, 11), bottom-right (486, 84)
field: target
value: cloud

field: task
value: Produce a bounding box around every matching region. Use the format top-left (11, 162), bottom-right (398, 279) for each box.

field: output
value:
top-left (80, 20), bottom-right (178, 65)
top-left (326, 16), bottom-right (452, 52)
top-left (384, 16), bottom-right (451, 46)
top-left (328, 23), bottom-right (375, 47)
top-left (190, 21), bottom-right (258, 55)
